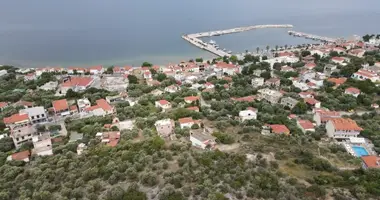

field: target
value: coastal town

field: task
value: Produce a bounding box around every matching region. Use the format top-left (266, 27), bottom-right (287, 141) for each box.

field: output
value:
top-left (1, 33), bottom-right (380, 199)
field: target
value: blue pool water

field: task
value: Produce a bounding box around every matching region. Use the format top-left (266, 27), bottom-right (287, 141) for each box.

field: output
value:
top-left (352, 146), bottom-right (369, 157)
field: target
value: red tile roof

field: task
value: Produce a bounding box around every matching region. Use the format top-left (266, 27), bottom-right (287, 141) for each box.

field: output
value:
top-left (329, 118), bottom-right (362, 131)
top-left (327, 77), bottom-right (347, 85)
top-left (354, 69), bottom-right (377, 78)
top-left (345, 87), bottom-right (361, 94)
top-left (305, 63), bottom-right (316, 69)
top-left (11, 150), bottom-right (30, 161)
top-left (157, 100), bottom-right (170, 105)
top-left (0, 102), bottom-right (8, 109)
top-left (278, 52), bottom-right (295, 57)
top-left (332, 57), bottom-right (345, 61)
top-left (186, 106), bottom-right (199, 111)
top-left (3, 113), bottom-right (29, 124)
top-left (269, 124), bottom-right (290, 134)
top-left (298, 120), bottom-right (314, 130)
top-left (184, 96), bottom-right (199, 102)
top-left (70, 105), bottom-right (78, 112)
top-left (231, 96), bottom-right (256, 102)
top-left (96, 99), bottom-right (113, 112)
top-left (89, 65), bottom-right (103, 71)
top-left (216, 62), bottom-right (236, 69)
top-left (52, 99), bottom-right (69, 112)
top-left (361, 156), bottom-right (380, 168)
top-left (61, 77), bottom-right (93, 87)
top-left (178, 117), bottom-right (194, 124)
top-left (304, 98), bottom-right (320, 105)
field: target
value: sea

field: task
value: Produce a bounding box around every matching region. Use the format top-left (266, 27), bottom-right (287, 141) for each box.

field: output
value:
top-left (0, 0), bottom-right (379, 68)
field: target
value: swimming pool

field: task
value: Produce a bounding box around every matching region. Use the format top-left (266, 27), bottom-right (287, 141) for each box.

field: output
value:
top-left (352, 146), bottom-right (369, 157)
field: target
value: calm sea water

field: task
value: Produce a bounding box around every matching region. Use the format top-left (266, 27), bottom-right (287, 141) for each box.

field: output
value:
top-left (0, 0), bottom-right (379, 67)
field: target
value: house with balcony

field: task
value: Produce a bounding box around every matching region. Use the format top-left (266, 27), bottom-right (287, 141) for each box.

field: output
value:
top-left (4, 113), bottom-right (36, 148)
top-left (82, 99), bottom-right (115, 117)
top-left (326, 118), bottom-right (362, 140)
top-left (52, 99), bottom-right (70, 117)
top-left (19, 106), bottom-right (47, 124)
top-left (351, 69), bottom-right (379, 82)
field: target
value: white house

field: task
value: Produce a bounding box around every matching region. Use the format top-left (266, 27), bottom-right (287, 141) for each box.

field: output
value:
top-left (19, 106), bottom-right (47, 124)
top-left (351, 69), bottom-right (379, 82)
top-left (297, 119), bottom-right (315, 133)
top-left (178, 117), bottom-right (199, 129)
top-left (143, 71), bottom-right (152, 79)
top-left (204, 82), bottom-right (215, 89)
top-left (326, 118), bottom-right (362, 139)
top-left (0, 69), bottom-right (8, 77)
top-left (89, 66), bottom-right (104, 75)
top-left (164, 85), bottom-right (179, 93)
top-left (345, 87), bottom-right (361, 97)
top-left (239, 107), bottom-right (257, 122)
top-left (155, 100), bottom-right (172, 111)
top-left (331, 57), bottom-right (345, 65)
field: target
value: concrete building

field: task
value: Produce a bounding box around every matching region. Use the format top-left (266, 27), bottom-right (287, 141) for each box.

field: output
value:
top-left (39, 81), bottom-right (58, 91)
top-left (239, 107), bottom-right (257, 122)
top-left (4, 113), bottom-right (36, 148)
top-left (89, 66), bottom-right (104, 75)
top-left (77, 98), bottom-right (91, 112)
top-left (32, 133), bottom-right (53, 156)
top-left (154, 119), bottom-right (175, 138)
top-left (190, 127), bottom-right (216, 150)
top-left (326, 118), bottom-right (362, 140)
top-left (265, 78), bottom-right (281, 87)
top-left (19, 107), bottom-right (47, 124)
top-left (105, 92), bottom-right (129, 104)
top-left (258, 88), bottom-right (283, 104)
top-left (251, 77), bottom-right (265, 87)
top-left (280, 97), bottom-right (299, 109)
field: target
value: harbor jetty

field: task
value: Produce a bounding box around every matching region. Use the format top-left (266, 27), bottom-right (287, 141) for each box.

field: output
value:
top-left (182, 24), bottom-right (293, 57)
top-left (288, 31), bottom-right (337, 43)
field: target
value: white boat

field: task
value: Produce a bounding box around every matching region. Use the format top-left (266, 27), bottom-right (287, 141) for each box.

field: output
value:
top-left (227, 50), bottom-right (232, 54)
top-left (209, 40), bottom-right (216, 45)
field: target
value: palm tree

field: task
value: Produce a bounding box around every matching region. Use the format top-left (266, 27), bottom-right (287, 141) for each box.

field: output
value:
top-left (266, 45), bottom-right (270, 52)
top-left (275, 45), bottom-right (279, 52)
top-left (256, 47), bottom-right (260, 54)
top-left (284, 44), bottom-right (288, 50)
